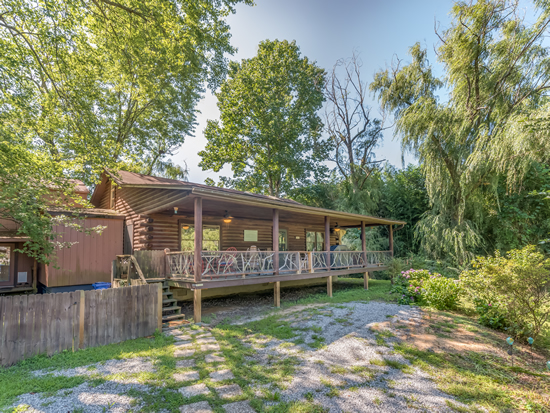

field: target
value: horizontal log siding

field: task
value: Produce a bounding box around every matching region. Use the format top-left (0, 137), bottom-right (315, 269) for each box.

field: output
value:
top-left (134, 215), bottom-right (339, 252)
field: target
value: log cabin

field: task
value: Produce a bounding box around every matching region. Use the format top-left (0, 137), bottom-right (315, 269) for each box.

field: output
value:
top-left (91, 169), bottom-right (406, 323)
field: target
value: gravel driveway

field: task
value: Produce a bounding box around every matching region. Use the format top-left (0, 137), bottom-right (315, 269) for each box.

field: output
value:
top-left (10, 301), bottom-right (469, 412)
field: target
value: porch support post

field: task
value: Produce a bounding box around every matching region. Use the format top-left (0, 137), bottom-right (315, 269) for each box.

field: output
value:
top-left (194, 197), bottom-right (202, 282)
top-left (273, 209), bottom-right (279, 275)
top-left (389, 224), bottom-right (394, 257)
top-left (361, 221), bottom-right (367, 265)
top-left (324, 216), bottom-right (330, 270)
top-left (194, 289), bottom-right (202, 323)
top-left (327, 276), bottom-right (333, 297)
top-left (364, 272), bottom-right (369, 290)
top-left (274, 281), bottom-right (280, 308)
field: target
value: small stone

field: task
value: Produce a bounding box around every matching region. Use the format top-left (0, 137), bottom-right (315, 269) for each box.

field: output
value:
top-left (222, 401), bottom-right (256, 413)
top-left (209, 369), bottom-right (234, 382)
top-left (216, 384), bottom-right (243, 399)
top-left (175, 341), bottom-right (193, 348)
top-left (174, 371), bottom-right (200, 382)
top-left (180, 401), bottom-right (213, 413)
top-left (201, 343), bottom-right (221, 352)
top-left (179, 383), bottom-right (210, 397)
top-left (196, 336), bottom-right (216, 343)
top-left (205, 354), bottom-right (225, 363)
top-left (175, 349), bottom-right (195, 358)
top-left (174, 335), bottom-right (192, 341)
top-left (177, 359), bottom-right (196, 368)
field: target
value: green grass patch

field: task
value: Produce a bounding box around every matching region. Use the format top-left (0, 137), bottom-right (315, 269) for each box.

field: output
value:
top-left (394, 342), bottom-right (550, 412)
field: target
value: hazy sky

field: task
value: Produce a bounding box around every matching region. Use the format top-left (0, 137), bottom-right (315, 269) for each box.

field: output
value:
top-left (172, 0), bottom-right (455, 184)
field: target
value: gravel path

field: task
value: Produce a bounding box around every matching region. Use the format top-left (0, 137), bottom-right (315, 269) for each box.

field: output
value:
top-left (239, 302), bottom-right (468, 412)
top-left (10, 301), bottom-right (470, 412)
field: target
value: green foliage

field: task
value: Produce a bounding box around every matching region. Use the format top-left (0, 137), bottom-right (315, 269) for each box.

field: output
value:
top-left (371, 1), bottom-right (550, 264)
top-left (461, 245), bottom-right (550, 339)
top-left (0, 0), bottom-right (249, 185)
top-left (392, 268), bottom-right (461, 310)
top-left (422, 276), bottom-right (462, 311)
top-left (199, 39), bottom-right (328, 197)
top-left (379, 165), bottom-right (429, 256)
top-left (473, 298), bottom-right (508, 331)
top-left (0, 142), bottom-right (104, 263)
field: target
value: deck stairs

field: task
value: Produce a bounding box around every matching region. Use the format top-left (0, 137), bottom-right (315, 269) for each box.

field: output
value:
top-left (146, 280), bottom-right (186, 328)
top-left (161, 281), bottom-right (186, 327)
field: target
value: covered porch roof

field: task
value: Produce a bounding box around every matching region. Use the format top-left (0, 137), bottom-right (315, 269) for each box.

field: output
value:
top-left (92, 169), bottom-right (406, 227)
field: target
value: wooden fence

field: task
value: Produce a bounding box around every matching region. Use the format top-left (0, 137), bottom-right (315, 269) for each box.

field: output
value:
top-left (134, 250), bottom-right (166, 278)
top-left (0, 284), bottom-right (162, 367)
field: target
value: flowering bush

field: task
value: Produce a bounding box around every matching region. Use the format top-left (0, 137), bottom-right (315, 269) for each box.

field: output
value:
top-left (392, 268), bottom-right (462, 310)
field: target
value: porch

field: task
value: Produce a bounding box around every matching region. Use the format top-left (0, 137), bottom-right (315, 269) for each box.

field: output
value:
top-left (101, 170), bottom-right (405, 323)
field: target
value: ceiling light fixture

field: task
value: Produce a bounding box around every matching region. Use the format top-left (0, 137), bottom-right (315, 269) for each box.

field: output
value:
top-left (223, 210), bottom-right (233, 223)
top-left (174, 207), bottom-right (179, 215)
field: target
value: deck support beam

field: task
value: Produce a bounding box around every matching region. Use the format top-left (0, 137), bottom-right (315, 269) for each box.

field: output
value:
top-left (327, 275), bottom-right (333, 297)
top-left (194, 197), bottom-right (203, 282)
top-left (274, 281), bottom-right (280, 307)
top-left (194, 289), bottom-right (202, 323)
top-left (364, 272), bottom-right (369, 290)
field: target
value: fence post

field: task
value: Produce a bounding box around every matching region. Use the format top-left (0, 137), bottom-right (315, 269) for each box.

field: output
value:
top-left (79, 290), bottom-right (85, 349)
top-left (157, 283), bottom-right (162, 331)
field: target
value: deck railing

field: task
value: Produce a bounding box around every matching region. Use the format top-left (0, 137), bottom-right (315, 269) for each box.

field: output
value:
top-left (166, 250), bottom-right (392, 280)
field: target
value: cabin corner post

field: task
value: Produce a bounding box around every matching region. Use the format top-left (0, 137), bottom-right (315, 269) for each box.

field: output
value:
top-left (388, 224), bottom-right (394, 257)
top-left (273, 209), bottom-right (279, 275)
top-left (194, 197), bottom-right (203, 282)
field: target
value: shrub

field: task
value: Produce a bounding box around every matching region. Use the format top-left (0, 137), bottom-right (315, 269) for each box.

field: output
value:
top-left (461, 245), bottom-right (550, 339)
top-left (422, 275), bottom-right (462, 310)
top-left (391, 268), bottom-right (462, 309)
top-left (473, 298), bottom-right (508, 331)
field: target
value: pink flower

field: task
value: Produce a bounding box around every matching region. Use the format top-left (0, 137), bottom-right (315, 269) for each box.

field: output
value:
top-left (409, 285), bottom-right (413, 288)
top-left (488, 303), bottom-right (492, 307)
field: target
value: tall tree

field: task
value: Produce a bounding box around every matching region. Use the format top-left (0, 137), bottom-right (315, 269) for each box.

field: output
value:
top-left (371, 0), bottom-right (550, 264)
top-left (199, 39), bottom-right (328, 197)
top-left (0, 0), bottom-right (251, 185)
top-left (325, 53), bottom-right (386, 194)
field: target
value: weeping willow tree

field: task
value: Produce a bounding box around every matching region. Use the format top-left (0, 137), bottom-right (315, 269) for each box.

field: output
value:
top-left (371, 0), bottom-right (550, 264)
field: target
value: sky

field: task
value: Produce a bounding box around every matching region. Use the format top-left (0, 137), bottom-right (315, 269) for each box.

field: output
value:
top-left (172, 0), bottom-right (455, 184)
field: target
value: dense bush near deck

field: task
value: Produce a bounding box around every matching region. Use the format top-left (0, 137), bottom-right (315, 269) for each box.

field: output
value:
top-left (392, 268), bottom-right (461, 310)
top-left (460, 245), bottom-right (550, 339)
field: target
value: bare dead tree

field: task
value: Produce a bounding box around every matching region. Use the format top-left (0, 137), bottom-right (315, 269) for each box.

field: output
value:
top-left (325, 53), bottom-right (388, 193)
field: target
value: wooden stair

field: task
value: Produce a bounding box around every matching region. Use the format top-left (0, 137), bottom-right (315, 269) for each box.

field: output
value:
top-left (159, 281), bottom-right (186, 327)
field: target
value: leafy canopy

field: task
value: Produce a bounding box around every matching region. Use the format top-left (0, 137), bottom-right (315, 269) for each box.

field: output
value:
top-left (0, 0), bottom-right (251, 185)
top-left (199, 39), bottom-right (328, 197)
top-left (371, 0), bottom-right (550, 264)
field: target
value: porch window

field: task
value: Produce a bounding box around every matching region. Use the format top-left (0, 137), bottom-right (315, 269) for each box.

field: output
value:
top-left (279, 229), bottom-right (288, 251)
top-left (181, 225), bottom-right (220, 251)
top-left (306, 231), bottom-right (324, 251)
top-left (0, 246), bottom-right (11, 282)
